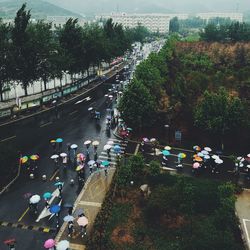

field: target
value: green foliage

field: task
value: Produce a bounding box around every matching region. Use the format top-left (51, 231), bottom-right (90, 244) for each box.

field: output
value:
top-left (118, 79), bottom-right (157, 130)
top-left (200, 21), bottom-right (250, 42)
top-left (128, 153), bottom-right (145, 177)
top-left (194, 87), bottom-right (247, 134)
top-left (169, 17), bottom-right (180, 33)
top-left (147, 160), bottom-right (161, 176)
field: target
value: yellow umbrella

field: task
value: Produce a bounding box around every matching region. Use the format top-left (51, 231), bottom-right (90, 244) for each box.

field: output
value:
top-left (178, 153), bottom-right (186, 159)
top-left (30, 155), bottom-right (39, 161)
top-left (50, 139), bottom-right (56, 143)
top-left (193, 154), bottom-right (198, 158)
top-left (20, 156), bottom-right (28, 164)
top-left (75, 165), bottom-right (84, 171)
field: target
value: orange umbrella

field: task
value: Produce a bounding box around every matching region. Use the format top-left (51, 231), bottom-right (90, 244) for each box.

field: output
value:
top-left (193, 154), bottom-right (198, 158)
top-left (194, 156), bottom-right (203, 162)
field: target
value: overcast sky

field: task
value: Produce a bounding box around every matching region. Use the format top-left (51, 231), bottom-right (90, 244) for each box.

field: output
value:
top-left (47, 0), bottom-right (250, 14)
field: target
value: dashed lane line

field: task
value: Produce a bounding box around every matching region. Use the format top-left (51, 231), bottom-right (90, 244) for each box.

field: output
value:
top-left (69, 110), bottom-right (79, 116)
top-left (17, 207), bottom-right (30, 222)
top-left (40, 121), bottom-right (53, 128)
top-left (49, 169), bottom-right (60, 181)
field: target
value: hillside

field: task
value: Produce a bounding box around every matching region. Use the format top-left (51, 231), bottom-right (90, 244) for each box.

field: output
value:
top-left (0, 0), bottom-right (81, 19)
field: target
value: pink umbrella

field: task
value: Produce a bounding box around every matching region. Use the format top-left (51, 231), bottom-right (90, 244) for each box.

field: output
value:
top-left (44, 239), bottom-right (55, 249)
top-left (77, 216), bottom-right (88, 226)
top-left (193, 162), bottom-right (200, 169)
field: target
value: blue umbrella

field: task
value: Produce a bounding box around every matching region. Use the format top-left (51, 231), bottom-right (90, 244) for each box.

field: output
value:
top-left (63, 215), bottom-right (74, 222)
top-left (162, 150), bottom-right (170, 156)
top-left (54, 182), bottom-right (64, 187)
top-left (101, 160), bottom-right (110, 167)
top-left (43, 192), bottom-right (52, 199)
top-left (114, 145), bottom-right (121, 154)
top-left (50, 204), bottom-right (61, 214)
top-left (56, 138), bottom-right (63, 143)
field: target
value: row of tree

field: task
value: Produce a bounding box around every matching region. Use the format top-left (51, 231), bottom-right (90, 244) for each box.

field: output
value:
top-left (0, 4), bottom-right (150, 101)
top-left (200, 22), bottom-right (250, 42)
top-left (118, 35), bottom-right (249, 149)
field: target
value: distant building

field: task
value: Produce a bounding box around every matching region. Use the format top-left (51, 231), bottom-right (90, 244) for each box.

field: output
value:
top-left (196, 13), bottom-right (243, 22)
top-left (96, 13), bottom-right (171, 33)
top-left (168, 14), bottom-right (189, 20)
top-left (46, 16), bottom-right (86, 30)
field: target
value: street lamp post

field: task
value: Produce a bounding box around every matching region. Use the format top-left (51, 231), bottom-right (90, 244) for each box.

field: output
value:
top-left (164, 124), bottom-right (170, 144)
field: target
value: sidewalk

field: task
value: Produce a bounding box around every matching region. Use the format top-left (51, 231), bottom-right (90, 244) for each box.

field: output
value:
top-left (55, 168), bottom-right (116, 250)
top-left (236, 189), bottom-right (250, 250)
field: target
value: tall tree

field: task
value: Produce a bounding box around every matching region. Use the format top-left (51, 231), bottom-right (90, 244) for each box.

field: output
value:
top-left (0, 20), bottom-right (11, 101)
top-left (194, 87), bottom-right (247, 150)
top-left (169, 17), bottom-right (180, 33)
top-left (118, 79), bottom-right (157, 130)
top-left (11, 3), bottom-right (36, 96)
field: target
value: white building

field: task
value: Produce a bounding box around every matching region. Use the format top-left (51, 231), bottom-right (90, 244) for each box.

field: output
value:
top-left (97, 13), bottom-right (171, 33)
top-left (196, 13), bottom-right (243, 22)
top-left (46, 16), bottom-right (86, 30)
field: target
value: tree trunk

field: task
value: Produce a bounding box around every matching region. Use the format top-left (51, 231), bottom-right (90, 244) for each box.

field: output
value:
top-left (43, 79), bottom-right (47, 91)
top-left (87, 69), bottom-right (90, 84)
top-left (0, 84), bottom-right (3, 102)
top-left (24, 85), bottom-right (28, 96)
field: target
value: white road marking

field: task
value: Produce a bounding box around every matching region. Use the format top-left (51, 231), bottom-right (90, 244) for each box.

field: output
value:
top-left (243, 219), bottom-right (250, 248)
top-left (40, 121), bottom-right (52, 127)
top-left (0, 135), bottom-right (16, 142)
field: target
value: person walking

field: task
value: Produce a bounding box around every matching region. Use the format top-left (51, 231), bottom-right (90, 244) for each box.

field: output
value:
top-left (67, 221), bottom-right (74, 237)
top-left (45, 199), bottom-right (50, 209)
top-left (57, 184), bottom-right (63, 199)
top-left (62, 156), bottom-right (67, 169)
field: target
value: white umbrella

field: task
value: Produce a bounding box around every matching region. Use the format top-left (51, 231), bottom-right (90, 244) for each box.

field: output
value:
top-left (71, 144), bottom-right (78, 149)
top-left (237, 156), bottom-right (244, 162)
top-left (60, 153), bottom-right (67, 157)
top-left (51, 154), bottom-right (59, 159)
top-left (104, 94), bottom-right (108, 97)
top-left (204, 147), bottom-right (212, 152)
top-left (140, 184), bottom-right (148, 192)
top-left (247, 154), bottom-right (250, 158)
top-left (92, 141), bottom-right (100, 146)
top-left (212, 155), bottom-right (219, 159)
top-left (84, 140), bottom-right (92, 145)
top-left (204, 155), bottom-right (210, 160)
top-left (88, 160), bottom-right (95, 166)
top-left (88, 107), bottom-right (93, 111)
top-left (107, 141), bottom-right (114, 145)
top-left (30, 195), bottom-right (41, 204)
top-left (63, 215), bottom-right (74, 222)
top-left (56, 240), bottom-right (70, 250)
top-left (104, 144), bottom-right (112, 150)
top-left (150, 138), bottom-right (156, 142)
top-left (109, 95), bottom-right (113, 98)
top-left (215, 158), bottom-right (223, 164)
top-left (77, 216), bottom-right (88, 226)
top-left (201, 150), bottom-right (209, 155)
top-left (164, 146), bottom-right (172, 151)
top-left (247, 165), bottom-right (250, 169)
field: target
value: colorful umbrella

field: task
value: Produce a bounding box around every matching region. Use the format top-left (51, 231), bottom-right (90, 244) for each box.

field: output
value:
top-left (104, 144), bottom-right (112, 150)
top-left (77, 153), bottom-right (85, 161)
top-left (30, 155), bottom-right (39, 161)
top-left (92, 141), bottom-right (100, 146)
top-left (127, 128), bottom-right (133, 131)
top-left (60, 152), bottom-right (67, 157)
top-left (63, 215), bottom-right (74, 222)
top-left (193, 145), bottom-right (201, 151)
top-left (84, 140), bottom-right (92, 145)
top-left (162, 150), bottom-right (170, 156)
top-left (50, 154), bottom-right (59, 159)
top-left (56, 138), bottom-right (63, 143)
top-left (20, 156), bottom-right (28, 164)
top-left (197, 152), bottom-right (204, 157)
top-left (193, 162), bottom-right (200, 169)
top-left (43, 192), bottom-right (52, 200)
top-left (142, 137), bottom-right (149, 142)
top-left (204, 147), bottom-right (212, 152)
top-left (164, 146), bottom-right (172, 151)
top-left (54, 182), bottom-right (64, 186)
top-left (101, 161), bottom-right (110, 167)
top-left (178, 153), bottom-right (186, 159)
top-left (70, 144), bottom-right (78, 149)
top-left (76, 165), bottom-right (84, 171)
top-left (114, 145), bottom-right (121, 153)
top-left (77, 216), bottom-right (88, 226)
top-left (50, 140), bottom-right (56, 143)
top-left (30, 195), bottom-right (41, 204)
top-left (193, 154), bottom-right (198, 158)
top-left (49, 204), bottom-right (61, 214)
top-left (44, 239), bottom-right (55, 249)
top-left (56, 240), bottom-right (70, 250)
top-left (194, 156), bottom-right (203, 162)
